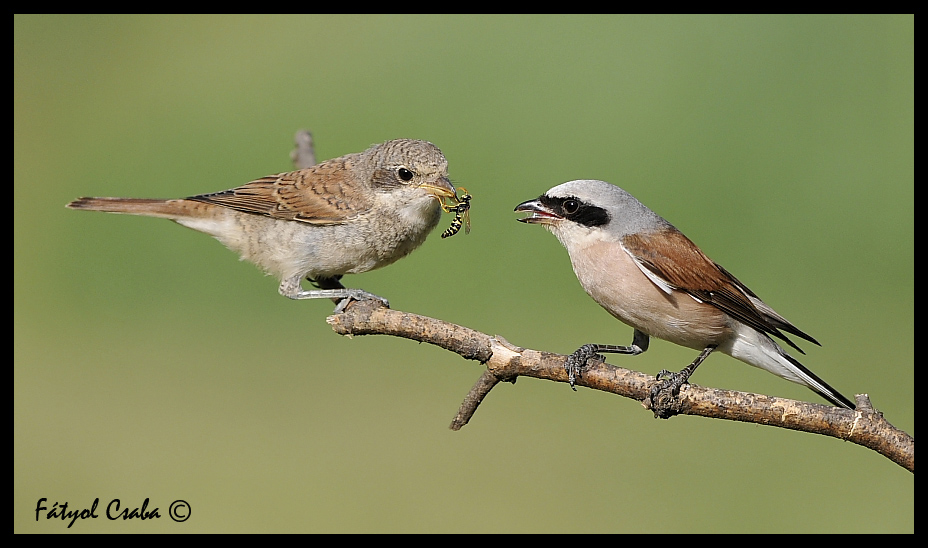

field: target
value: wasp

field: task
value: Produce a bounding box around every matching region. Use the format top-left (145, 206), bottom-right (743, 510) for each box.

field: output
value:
top-left (440, 189), bottom-right (471, 239)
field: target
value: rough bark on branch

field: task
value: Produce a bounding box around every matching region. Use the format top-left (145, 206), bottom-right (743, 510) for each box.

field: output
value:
top-left (294, 128), bottom-right (913, 473)
top-left (327, 300), bottom-right (914, 473)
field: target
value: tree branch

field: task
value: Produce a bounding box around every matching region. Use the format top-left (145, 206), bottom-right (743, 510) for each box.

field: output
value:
top-left (327, 300), bottom-right (915, 473)
top-left (291, 129), bottom-right (316, 169)
top-left (295, 129), bottom-right (912, 473)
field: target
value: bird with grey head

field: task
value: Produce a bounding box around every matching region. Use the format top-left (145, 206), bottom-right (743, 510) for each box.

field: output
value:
top-left (515, 179), bottom-right (854, 410)
top-left (67, 139), bottom-right (458, 313)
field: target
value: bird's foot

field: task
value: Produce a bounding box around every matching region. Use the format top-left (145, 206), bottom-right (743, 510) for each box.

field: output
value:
top-left (332, 290), bottom-right (390, 314)
top-left (646, 368), bottom-right (692, 419)
top-left (564, 344), bottom-right (604, 391)
top-left (280, 278), bottom-right (390, 313)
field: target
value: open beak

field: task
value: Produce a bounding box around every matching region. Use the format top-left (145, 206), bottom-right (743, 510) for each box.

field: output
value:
top-left (514, 198), bottom-right (561, 225)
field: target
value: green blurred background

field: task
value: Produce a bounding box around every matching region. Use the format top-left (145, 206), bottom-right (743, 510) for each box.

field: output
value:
top-left (15, 15), bottom-right (912, 533)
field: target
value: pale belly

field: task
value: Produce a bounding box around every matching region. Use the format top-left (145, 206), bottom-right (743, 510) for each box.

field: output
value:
top-left (568, 239), bottom-right (733, 350)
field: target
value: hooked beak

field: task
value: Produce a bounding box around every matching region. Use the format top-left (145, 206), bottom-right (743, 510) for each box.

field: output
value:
top-left (421, 176), bottom-right (457, 200)
top-left (514, 197), bottom-right (561, 225)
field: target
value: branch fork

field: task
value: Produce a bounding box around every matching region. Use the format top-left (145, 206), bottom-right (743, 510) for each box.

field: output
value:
top-left (295, 129), bottom-right (912, 473)
top-left (326, 299), bottom-right (913, 473)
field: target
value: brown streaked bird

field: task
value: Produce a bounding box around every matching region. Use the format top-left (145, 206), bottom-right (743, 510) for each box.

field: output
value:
top-left (67, 139), bottom-right (457, 312)
top-left (514, 179), bottom-right (854, 409)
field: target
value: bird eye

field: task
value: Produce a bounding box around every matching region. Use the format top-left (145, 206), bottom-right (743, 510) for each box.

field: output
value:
top-left (562, 199), bottom-right (580, 214)
top-left (397, 167), bottom-right (414, 181)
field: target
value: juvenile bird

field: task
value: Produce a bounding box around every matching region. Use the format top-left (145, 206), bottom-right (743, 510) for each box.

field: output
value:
top-left (68, 139), bottom-right (457, 312)
top-left (515, 179), bottom-right (854, 410)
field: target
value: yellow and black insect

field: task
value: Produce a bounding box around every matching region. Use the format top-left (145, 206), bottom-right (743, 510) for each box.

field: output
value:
top-left (440, 189), bottom-right (471, 239)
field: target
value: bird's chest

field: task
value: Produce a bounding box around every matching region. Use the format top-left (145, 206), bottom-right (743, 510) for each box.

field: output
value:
top-left (373, 199), bottom-right (441, 255)
top-left (334, 198), bottom-right (441, 273)
top-left (569, 239), bottom-right (669, 320)
top-left (566, 237), bottom-right (729, 348)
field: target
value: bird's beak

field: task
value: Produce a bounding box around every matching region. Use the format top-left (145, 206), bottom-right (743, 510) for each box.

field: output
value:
top-left (420, 176), bottom-right (457, 200)
top-left (515, 198), bottom-right (561, 225)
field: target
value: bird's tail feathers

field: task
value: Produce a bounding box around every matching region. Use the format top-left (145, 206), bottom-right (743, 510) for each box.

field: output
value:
top-left (778, 350), bottom-right (855, 409)
top-left (66, 197), bottom-right (211, 220)
top-left (725, 326), bottom-right (854, 409)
